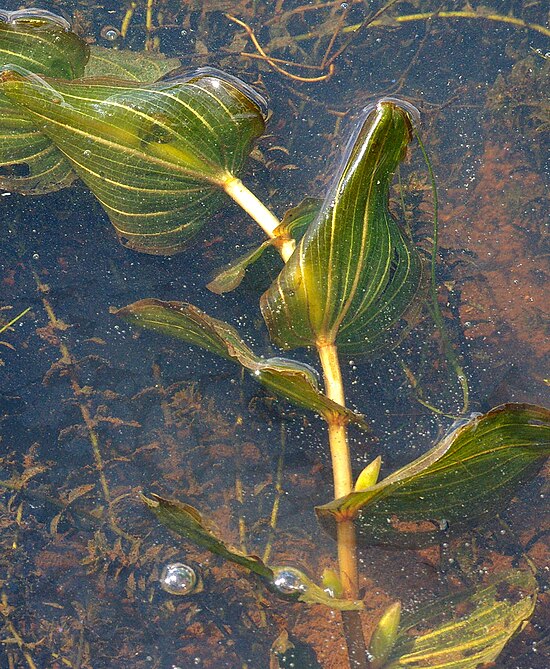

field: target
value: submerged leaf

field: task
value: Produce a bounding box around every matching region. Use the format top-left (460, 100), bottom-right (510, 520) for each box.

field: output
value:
top-left (142, 493), bottom-right (363, 611)
top-left (113, 299), bottom-right (366, 426)
top-left (1, 67), bottom-right (267, 253)
top-left (0, 9), bottom-right (89, 194)
top-left (317, 404), bottom-right (550, 547)
top-left (207, 198), bottom-right (321, 295)
top-left (377, 569), bottom-right (537, 668)
top-left (207, 239), bottom-right (273, 294)
top-left (141, 493), bottom-right (273, 579)
top-left (261, 100), bottom-right (426, 356)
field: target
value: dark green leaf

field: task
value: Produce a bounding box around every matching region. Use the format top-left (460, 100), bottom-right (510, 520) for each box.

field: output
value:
top-left (0, 9), bottom-right (88, 194)
top-left (141, 492), bottom-right (273, 579)
top-left (85, 45), bottom-right (181, 82)
top-left (261, 101), bottom-right (426, 355)
top-left (317, 404), bottom-right (550, 547)
top-left (1, 67), bottom-right (266, 253)
top-left (113, 299), bottom-right (366, 426)
top-left (207, 198), bottom-right (321, 295)
top-left (142, 493), bottom-right (363, 610)
top-left (375, 569), bottom-right (537, 668)
top-left (207, 239), bottom-right (273, 294)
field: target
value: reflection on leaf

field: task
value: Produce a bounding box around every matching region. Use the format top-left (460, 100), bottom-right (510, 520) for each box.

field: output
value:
top-left (85, 45), bottom-right (181, 82)
top-left (1, 67), bottom-right (266, 253)
top-left (113, 299), bottom-right (366, 426)
top-left (373, 569), bottom-right (537, 668)
top-left (142, 493), bottom-right (363, 611)
top-left (0, 10), bottom-right (89, 194)
top-left (317, 404), bottom-right (550, 547)
top-left (261, 100), bottom-right (426, 355)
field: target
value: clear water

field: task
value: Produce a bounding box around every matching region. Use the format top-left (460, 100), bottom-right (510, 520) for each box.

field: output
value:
top-left (1, 1), bottom-right (548, 668)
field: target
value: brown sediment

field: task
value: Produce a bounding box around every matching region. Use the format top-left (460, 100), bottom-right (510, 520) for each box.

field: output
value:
top-left (440, 142), bottom-right (548, 359)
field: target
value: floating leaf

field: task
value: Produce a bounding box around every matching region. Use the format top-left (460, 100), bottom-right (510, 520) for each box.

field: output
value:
top-left (85, 45), bottom-right (181, 82)
top-left (1, 67), bottom-right (267, 253)
top-left (0, 9), bottom-right (89, 194)
top-left (207, 198), bottom-right (321, 294)
top-left (375, 569), bottom-right (537, 668)
top-left (113, 299), bottom-right (366, 426)
top-left (317, 404), bottom-right (550, 547)
top-left (261, 100), bottom-right (426, 355)
top-left (142, 493), bottom-right (363, 610)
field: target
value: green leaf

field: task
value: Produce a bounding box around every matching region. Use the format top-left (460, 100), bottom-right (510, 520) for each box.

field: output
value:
top-left (377, 569), bottom-right (537, 668)
top-left (316, 404), bottom-right (550, 547)
top-left (85, 45), bottom-right (181, 82)
top-left (369, 601), bottom-right (401, 668)
top-left (261, 100), bottom-right (426, 355)
top-left (207, 239), bottom-right (273, 294)
top-left (1, 67), bottom-right (267, 253)
top-left (0, 9), bottom-right (89, 194)
top-left (207, 198), bottom-right (321, 295)
top-left (112, 299), bottom-right (366, 426)
top-left (141, 492), bottom-right (274, 579)
top-left (142, 493), bottom-right (363, 611)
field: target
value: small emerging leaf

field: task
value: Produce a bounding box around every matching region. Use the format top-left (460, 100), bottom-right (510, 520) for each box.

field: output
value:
top-left (317, 404), bottom-right (550, 547)
top-left (321, 567), bottom-right (343, 599)
top-left (369, 601), bottom-right (401, 668)
top-left (355, 456), bottom-right (382, 491)
top-left (113, 299), bottom-right (367, 426)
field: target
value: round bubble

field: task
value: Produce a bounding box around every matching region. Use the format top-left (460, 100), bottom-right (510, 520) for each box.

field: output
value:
top-left (159, 562), bottom-right (198, 595)
top-left (272, 567), bottom-right (308, 595)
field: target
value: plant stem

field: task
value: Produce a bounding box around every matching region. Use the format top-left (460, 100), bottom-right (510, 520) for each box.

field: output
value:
top-left (317, 342), bottom-right (368, 669)
top-left (223, 176), bottom-right (296, 261)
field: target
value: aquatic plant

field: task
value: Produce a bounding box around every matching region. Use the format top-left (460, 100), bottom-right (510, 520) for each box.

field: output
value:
top-left (1, 8), bottom-right (549, 669)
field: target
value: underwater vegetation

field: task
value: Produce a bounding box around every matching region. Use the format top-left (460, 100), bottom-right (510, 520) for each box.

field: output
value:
top-left (1, 5), bottom-right (549, 669)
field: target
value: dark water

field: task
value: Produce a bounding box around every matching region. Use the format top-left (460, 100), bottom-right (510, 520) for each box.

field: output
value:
top-left (1, 1), bottom-right (549, 668)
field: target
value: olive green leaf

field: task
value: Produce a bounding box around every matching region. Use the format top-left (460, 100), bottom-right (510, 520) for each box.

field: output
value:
top-left (0, 9), bottom-right (89, 194)
top-left (85, 45), bottom-right (181, 82)
top-left (142, 493), bottom-right (363, 611)
top-left (372, 569), bottom-right (537, 668)
top-left (1, 67), bottom-right (267, 253)
top-left (317, 404), bottom-right (550, 547)
top-left (112, 299), bottom-right (366, 426)
top-left (207, 238), bottom-right (273, 294)
top-left (207, 198), bottom-right (322, 294)
top-left (261, 100), bottom-right (426, 355)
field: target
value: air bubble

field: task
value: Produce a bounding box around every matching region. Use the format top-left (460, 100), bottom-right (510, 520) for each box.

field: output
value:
top-left (159, 562), bottom-right (199, 595)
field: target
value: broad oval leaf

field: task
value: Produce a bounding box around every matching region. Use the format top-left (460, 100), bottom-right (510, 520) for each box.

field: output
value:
top-left (1, 67), bottom-right (267, 253)
top-left (261, 100), bottom-right (426, 355)
top-left (375, 569), bottom-right (537, 669)
top-left (0, 9), bottom-right (89, 194)
top-left (316, 404), bottom-right (550, 547)
top-left (142, 493), bottom-right (363, 611)
top-left (112, 299), bottom-right (366, 426)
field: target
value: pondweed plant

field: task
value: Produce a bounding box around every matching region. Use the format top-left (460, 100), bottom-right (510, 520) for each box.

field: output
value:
top-left (1, 9), bottom-right (549, 668)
